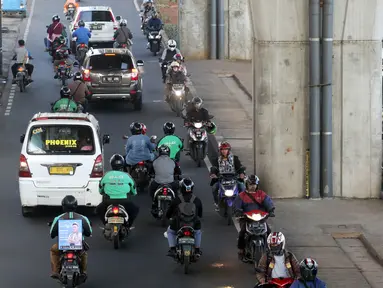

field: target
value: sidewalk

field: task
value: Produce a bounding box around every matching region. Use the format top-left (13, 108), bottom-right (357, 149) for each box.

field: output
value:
top-left (186, 59), bottom-right (383, 287)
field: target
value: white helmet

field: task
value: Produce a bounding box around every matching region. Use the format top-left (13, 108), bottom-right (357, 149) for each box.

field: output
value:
top-left (267, 232), bottom-right (286, 255)
top-left (167, 39), bottom-right (177, 51)
top-left (170, 61), bottom-right (180, 68)
top-left (120, 19), bottom-right (128, 26)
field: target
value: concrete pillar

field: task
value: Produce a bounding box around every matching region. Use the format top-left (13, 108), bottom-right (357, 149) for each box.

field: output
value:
top-left (249, 0), bottom-right (309, 198)
top-left (178, 0), bottom-right (208, 59)
top-left (332, 0), bottom-right (383, 198)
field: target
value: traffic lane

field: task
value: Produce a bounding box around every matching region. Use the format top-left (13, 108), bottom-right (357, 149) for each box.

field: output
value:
top-left (0, 0), bottom-right (255, 286)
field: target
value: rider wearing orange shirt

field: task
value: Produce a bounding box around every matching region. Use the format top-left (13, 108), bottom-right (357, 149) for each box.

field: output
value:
top-left (63, 0), bottom-right (79, 14)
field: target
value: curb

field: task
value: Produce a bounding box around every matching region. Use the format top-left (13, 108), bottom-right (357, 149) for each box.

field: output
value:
top-left (232, 74), bottom-right (252, 101)
top-left (359, 234), bottom-right (383, 267)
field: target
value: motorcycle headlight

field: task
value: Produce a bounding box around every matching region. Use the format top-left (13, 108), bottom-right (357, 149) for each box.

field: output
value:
top-left (148, 34), bottom-right (154, 39)
top-left (155, 35), bottom-right (161, 39)
top-left (174, 90), bottom-right (182, 96)
top-left (224, 190), bottom-right (234, 197)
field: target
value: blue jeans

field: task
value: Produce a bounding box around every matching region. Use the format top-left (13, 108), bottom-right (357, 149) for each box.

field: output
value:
top-left (212, 181), bottom-right (246, 204)
top-left (167, 227), bottom-right (201, 248)
top-left (44, 37), bottom-right (50, 49)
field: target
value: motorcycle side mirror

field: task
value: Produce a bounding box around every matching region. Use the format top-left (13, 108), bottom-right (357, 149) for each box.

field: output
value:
top-left (150, 135), bottom-right (157, 140)
top-left (66, 16), bottom-right (71, 21)
top-left (46, 25), bottom-right (49, 28)
top-left (115, 15), bottom-right (121, 21)
top-left (102, 134), bottom-right (110, 144)
top-left (122, 135), bottom-right (129, 140)
top-left (209, 115), bottom-right (214, 119)
top-left (20, 134), bottom-right (25, 144)
top-left (136, 60), bottom-right (144, 67)
top-left (47, 222), bottom-right (52, 226)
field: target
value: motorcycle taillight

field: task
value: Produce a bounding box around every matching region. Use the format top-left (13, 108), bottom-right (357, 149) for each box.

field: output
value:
top-left (59, 62), bottom-right (65, 66)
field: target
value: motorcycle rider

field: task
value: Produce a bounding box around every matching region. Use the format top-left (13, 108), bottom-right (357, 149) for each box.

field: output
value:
top-left (125, 122), bottom-right (156, 167)
top-left (63, 0), bottom-right (79, 15)
top-left (11, 39), bottom-right (34, 84)
top-left (291, 258), bottom-right (327, 288)
top-left (96, 154), bottom-right (139, 228)
top-left (160, 39), bottom-right (182, 82)
top-left (72, 20), bottom-right (91, 51)
top-left (164, 61), bottom-right (188, 102)
top-left (53, 36), bottom-right (73, 78)
top-left (49, 195), bottom-right (92, 279)
top-left (45, 15), bottom-right (66, 51)
top-left (52, 86), bottom-right (79, 112)
top-left (234, 175), bottom-right (275, 260)
top-left (157, 122), bottom-right (184, 162)
top-left (256, 232), bottom-right (300, 285)
top-left (146, 12), bottom-right (163, 49)
top-left (210, 141), bottom-right (246, 210)
top-left (113, 19), bottom-right (133, 48)
top-left (168, 53), bottom-right (187, 76)
top-left (141, 0), bottom-right (155, 21)
top-left (149, 145), bottom-right (182, 215)
top-left (165, 178), bottom-right (203, 258)
top-left (68, 72), bottom-right (90, 113)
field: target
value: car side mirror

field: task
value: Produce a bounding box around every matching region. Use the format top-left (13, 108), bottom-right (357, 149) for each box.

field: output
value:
top-left (136, 60), bottom-right (144, 67)
top-left (20, 134), bottom-right (25, 144)
top-left (115, 15), bottom-right (121, 21)
top-left (102, 134), bottom-right (110, 144)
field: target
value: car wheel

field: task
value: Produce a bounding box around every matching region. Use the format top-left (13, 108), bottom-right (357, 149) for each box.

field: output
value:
top-left (21, 206), bottom-right (34, 217)
top-left (134, 93), bottom-right (143, 111)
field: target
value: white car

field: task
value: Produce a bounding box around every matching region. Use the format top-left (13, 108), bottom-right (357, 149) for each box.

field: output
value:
top-left (19, 113), bottom-right (110, 217)
top-left (70, 6), bottom-right (121, 46)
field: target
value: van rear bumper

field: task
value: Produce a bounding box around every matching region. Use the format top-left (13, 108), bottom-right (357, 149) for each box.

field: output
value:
top-left (19, 179), bottom-right (102, 207)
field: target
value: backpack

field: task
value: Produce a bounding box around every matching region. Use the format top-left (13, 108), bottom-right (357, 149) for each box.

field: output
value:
top-left (177, 194), bottom-right (197, 223)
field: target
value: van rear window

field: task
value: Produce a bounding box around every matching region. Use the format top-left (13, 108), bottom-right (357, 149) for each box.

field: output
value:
top-left (89, 54), bottom-right (134, 70)
top-left (79, 11), bottom-right (114, 22)
top-left (27, 125), bottom-right (95, 155)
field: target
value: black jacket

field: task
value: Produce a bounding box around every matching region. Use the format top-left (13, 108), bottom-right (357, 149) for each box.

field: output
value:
top-left (166, 193), bottom-right (203, 230)
top-left (185, 103), bottom-right (210, 122)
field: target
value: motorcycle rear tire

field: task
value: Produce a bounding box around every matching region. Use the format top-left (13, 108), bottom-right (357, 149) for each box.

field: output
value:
top-left (19, 80), bottom-right (25, 92)
top-left (160, 201), bottom-right (170, 227)
top-left (183, 256), bottom-right (190, 274)
top-left (113, 234), bottom-right (120, 249)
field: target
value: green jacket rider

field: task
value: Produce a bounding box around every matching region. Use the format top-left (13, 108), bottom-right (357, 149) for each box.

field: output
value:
top-left (52, 86), bottom-right (78, 112)
top-left (99, 168), bottom-right (137, 198)
top-left (157, 121), bottom-right (183, 161)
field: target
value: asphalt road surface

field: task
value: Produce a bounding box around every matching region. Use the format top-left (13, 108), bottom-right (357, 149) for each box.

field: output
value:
top-left (0, 0), bottom-right (255, 286)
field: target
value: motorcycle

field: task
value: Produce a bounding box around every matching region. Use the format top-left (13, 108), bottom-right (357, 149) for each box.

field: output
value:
top-left (238, 209), bottom-right (271, 266)
top-left (56, 60), bottom-right (72, 86)
top-left (153, 184), bottom-right (176, 227)
top-left (159, 59), bottom-right (172, 83)
top-left (258, 278), bottom-right (294, 287)
top-left (217, 173), bottom-right (240, 225)
top-left (183, 115), bottom-right (214, 167)
top-left (114, 39), bottom-right (133, 49)
top-left (123, 135), bottom-right (157, 193)
top-left (66, 4), bottom-right (76, 21)
top-left (76, 43), bottom-right (88, 65)
top-left (169, 83), bottom-right (186, 117)
top-left (15, 65), bottom-right (29, 92)
top-left (50, 101), bottom-right (83, 113)
top-left (103, 204), bottom-right (130, 249)
top-left (148, 30), bottom-right (162, 56)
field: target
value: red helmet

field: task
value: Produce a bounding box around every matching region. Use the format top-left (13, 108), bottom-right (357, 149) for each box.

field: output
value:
top-left (141, 123), bottom-right (147, 135)
top-left (219, 141), bottom-right (231, 151)
top-left (173, 53), bottom-right (182, 61)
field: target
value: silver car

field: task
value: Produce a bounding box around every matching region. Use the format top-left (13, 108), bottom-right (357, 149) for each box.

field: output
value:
top-left (81, 48), bottom-right (144, 110)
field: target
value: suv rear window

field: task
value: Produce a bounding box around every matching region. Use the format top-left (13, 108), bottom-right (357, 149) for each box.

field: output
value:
top-left (89, 54), bottom-right (134, 70)
top-left (79, 11), bottom-right (114, 22)
top-left (27, 125), bottom-right (95, 155)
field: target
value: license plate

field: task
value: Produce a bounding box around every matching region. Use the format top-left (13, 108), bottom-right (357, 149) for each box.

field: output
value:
top-left (64, 265), bottom-right (79, 270)
top-left (157, 195), bottom-right (172, 200)
top-left (184, 250), bottom-right (191, 256)
top-left (102, 76), bottom-right (121, 83)
top-left (178, 238), bottom-right (195, 244)
top-left (49, 166), bottom-right (73, 175)
top-left (92, 25), bottom-right (102, 30)
top-left (108, 217), bottom-right (124, 224)
top-left (152, 40), bottom-right (158, 44)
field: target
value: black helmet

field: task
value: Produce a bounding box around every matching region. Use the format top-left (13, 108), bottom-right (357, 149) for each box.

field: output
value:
top-left (120, 19), bottom-right (127, 26)
top-left (130, 122), bottom-right (143, 135)
top-left (158, 144), bottom-right (170, 156)
top-left (52, 14), bottom-right (60, 22)
top-left (163, 122), bottom-right (175, 135)
top-left (60, 86), bottom-right (71, 98)
top-left (246, 174), bottom-right (259, 191)
top-left (73, 71), bottom-right (83, 81)
top-left (180, 177), bottom-right (194, 193)
top-left (78, 20), bottom-right (85, 27)
top-left (110, 154), bottom-right (125, 170)
top-left (58, 35), bottom-right (66, 44)
top-left (62, 195), bottom-right (78, 212)
top-left (191, 96), bottom-right (203, 110)
top-left (299, 258), bottom-right (318, 282)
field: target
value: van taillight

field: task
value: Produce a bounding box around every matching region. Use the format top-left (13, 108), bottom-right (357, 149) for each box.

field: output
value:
top-left (19, 154), bottom-right (31, 177)
top-left (130, 68), bottom-right (138, 81)
top-left (83, 69), bottom-right (91, 81)
top-left (90, 155), bottom-right (103, 178)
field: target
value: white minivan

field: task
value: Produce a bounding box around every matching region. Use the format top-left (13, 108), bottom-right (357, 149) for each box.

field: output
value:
top-left (19, 113), bottom-right (110, 217)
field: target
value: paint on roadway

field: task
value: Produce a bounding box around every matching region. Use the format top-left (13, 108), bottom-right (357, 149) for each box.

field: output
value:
top-left (0, 0), bottom-right (255, 286)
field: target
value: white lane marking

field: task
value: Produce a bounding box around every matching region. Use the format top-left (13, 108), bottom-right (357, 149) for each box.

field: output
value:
top-left (4, 0), bottom-right (36, 116)
top-left (134, 0), bottom-right (141, 12)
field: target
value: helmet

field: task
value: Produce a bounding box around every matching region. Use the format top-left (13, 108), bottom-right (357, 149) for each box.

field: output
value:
top-left (299, 258), bottom-right (318, 282)
top-left (170, 61), bottom-right (180, 68)
top-left (191, 96), bottom-right (203, 110)
top-left (73, 71), bottom-right (83, 81)
top-left (246, 174), bottom-right (260, 191)
top-left (167, 39), bottom-right (177, 51)
top-left (158, 144), bottom-right (170, 156)
top-left (130, 122), bottom-right (143, 135)
top-left (120, 19), bottom-right (128, 26)
top-left (58, 35), bottom-right (66, 44)
top-left (180, 177), bottom-right (194, 193)
top-left (267, 232), bottom-right (286, 256)
top-left (61, 195), bottom-right (78, 212)
top-left (141, 123), bottom-right (147, 135)
top-left (163, 122), bottom-right (175, 135)
top-left (152, 12), bottom-right (158, 18)
top-left (110, 154), bottom-right (125, 170)
top-left (219, 141), bottom-right (231, 151)
top-left (52, 14), bottom-right (60, 22)
top-left (78, 20), bottom-right (85, 27)
top-left (173, 53), bottom-right (183, 62)
top-left (60, 86), bottom-right (71, 98)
